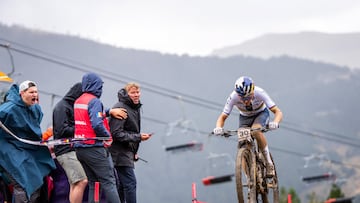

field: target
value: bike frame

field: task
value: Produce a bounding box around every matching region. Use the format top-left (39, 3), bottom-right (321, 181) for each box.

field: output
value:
top-left (221, 127), bottom-right (279, 203)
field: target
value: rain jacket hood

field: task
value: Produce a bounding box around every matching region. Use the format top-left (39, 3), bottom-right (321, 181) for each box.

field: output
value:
top-left (64, 82), bottom-right (83, 104)
top-left (82, 72), bottom-right (103, 98)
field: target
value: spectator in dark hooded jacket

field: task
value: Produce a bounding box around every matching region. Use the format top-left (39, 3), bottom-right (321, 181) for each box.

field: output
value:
top-left (53, 82), bottom-right (88, 203)
top-left (109, 82), bottom-right (152, 203)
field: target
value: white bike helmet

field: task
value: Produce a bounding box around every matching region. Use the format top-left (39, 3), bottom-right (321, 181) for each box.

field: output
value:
top-left (234, 76), bottom-right (254, 97)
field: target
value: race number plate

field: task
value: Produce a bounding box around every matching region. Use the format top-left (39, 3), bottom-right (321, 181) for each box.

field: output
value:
top-left (237, 128), bottom-right (251, 142)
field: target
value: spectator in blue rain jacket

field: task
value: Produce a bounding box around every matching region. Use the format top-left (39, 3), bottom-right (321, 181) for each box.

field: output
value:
top-left (0, 80), bottom-right (56, 202)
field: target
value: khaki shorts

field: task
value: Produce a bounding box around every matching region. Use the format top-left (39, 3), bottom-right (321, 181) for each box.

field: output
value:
top-left (56, 151), bottom-right (87, 184)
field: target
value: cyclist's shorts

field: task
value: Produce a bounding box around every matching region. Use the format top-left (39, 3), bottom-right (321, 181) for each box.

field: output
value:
top-left (239, 108), bottom-right (269, 128)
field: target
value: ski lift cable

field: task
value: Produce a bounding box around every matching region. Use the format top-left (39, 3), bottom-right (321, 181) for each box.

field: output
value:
top-left (281, 125), bottom-right (360, 148)
top-left (282, 120), bottom-right (360, 142)
top-left (0, 38), bottom-right (221, 108)
top-left (1, 42), bottom-right (214, 112)
top-left (0, 42), bottom-right (222, 111)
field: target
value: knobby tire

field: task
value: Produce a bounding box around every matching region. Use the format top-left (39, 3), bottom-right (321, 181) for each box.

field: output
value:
top-left (236, 150), bottom-right (280, 203)
top-left (235, 147), bottom-right (256, 203)
top-left (259, 153), bottom-right (280, 203)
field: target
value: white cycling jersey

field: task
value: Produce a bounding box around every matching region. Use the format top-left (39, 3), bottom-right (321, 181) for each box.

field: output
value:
top-left (222, 86), bottom-right (276, 117)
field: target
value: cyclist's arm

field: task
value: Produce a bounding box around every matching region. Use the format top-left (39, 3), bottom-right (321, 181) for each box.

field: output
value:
top-left (269, 106), bottom-right (283, 123)
top-left (216, 92), bottom-right (236, 127)
top-left (215, 112), bottom-right (229, 128)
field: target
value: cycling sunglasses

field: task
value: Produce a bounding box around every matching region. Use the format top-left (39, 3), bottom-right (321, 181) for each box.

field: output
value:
top-left (239, 95), bottom-right (253, 101)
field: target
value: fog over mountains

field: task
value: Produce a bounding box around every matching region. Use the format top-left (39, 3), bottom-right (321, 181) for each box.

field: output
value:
top-left (1, 24), bottom-right (360, 202)
top-left (212, 32), bottom-right (360, 70)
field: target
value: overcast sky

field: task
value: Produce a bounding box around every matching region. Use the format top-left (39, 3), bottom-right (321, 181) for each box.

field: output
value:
top-left (1, 0), bottom-right (360, 56)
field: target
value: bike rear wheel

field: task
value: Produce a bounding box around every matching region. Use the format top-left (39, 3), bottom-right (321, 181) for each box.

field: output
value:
top-left (259, 153), bottom-right (280, 203)
top-left (235, 147), bottom-right (256, 203)
top-left (267, 153), bottom-right (280, 203)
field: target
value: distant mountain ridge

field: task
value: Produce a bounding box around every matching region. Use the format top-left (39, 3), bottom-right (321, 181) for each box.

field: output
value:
top-left (211, 31), bottom-right (360, 69)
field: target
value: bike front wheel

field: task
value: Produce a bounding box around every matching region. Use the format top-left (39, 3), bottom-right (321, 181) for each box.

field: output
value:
top-left (235, 147), bottom-right (256, 203)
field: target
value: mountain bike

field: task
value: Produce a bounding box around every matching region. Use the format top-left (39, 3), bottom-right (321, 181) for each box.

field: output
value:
top-left (222, 127), bottom-right (280, 203)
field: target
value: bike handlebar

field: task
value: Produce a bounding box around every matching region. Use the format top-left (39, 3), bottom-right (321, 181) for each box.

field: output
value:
top-left (210, 126), bottom-right (271, 137)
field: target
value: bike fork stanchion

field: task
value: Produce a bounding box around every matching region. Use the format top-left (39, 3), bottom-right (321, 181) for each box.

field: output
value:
top-left (94, 181), bottom-right (100, 203)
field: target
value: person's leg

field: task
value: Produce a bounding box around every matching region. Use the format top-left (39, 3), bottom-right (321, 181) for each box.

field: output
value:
top-left (57, 151), bottom-right (88, 203)
top-left (252, 109), bottom-right (275, 176)
top-left (253, 129), bottom-right (275, 176)
top-left (12, 183), bottom-right (28, 203)
top-left (96, 149), bottom-right (120, 203)
top-left (3, 168), bottom-right (47, 203)
top-left (2, 170), bottom-right (29, 203)
top-left (115, 167), bottom-right (125, 203)
top-left (75, 148), bottom-right (99, 203)
top-left (70, 179), bottom-right (88, 203)
top-left (116, 167), bottom-right (137, 203)
top-left (77, 147), bottom-right (120, 203)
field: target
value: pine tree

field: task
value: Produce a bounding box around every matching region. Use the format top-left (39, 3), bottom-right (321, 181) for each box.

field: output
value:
top-left (327, 183), bottom-right (345, 199)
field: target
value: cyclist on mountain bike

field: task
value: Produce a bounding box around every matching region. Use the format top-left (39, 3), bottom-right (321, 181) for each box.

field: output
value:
top-left (213, 76), bottom-right (283, 177)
